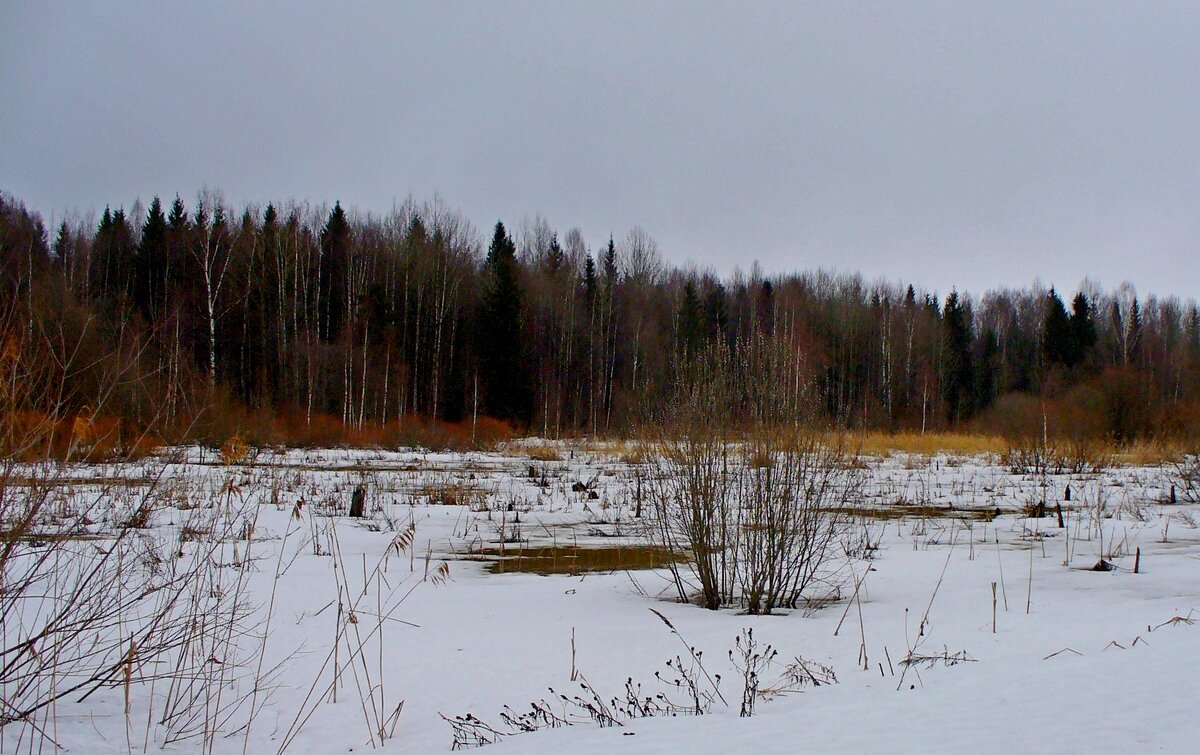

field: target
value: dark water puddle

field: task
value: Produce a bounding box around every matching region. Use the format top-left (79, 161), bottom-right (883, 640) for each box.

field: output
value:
top-left (473, 544), bottom-right (684, 575)
top-left (826, 505), bottom-right (996, 521)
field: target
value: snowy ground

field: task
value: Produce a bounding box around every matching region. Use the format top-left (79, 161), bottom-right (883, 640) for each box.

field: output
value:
top-left (5, 443), bottom-right (1198, 753)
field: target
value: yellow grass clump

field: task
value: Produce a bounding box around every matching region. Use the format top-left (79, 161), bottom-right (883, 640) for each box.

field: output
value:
top-left (854, 432), bottom-right (1007, 458)
top-left (1108, 439), bottom-right (1186, 467)
top-left (218, 433), bottom-right (249, 465)
top-left (524, 444), bottom-right (563, 462)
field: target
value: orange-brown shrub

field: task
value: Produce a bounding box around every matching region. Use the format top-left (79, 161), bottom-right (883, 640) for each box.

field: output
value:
top-left (197, 402), bottom-right (513, 452)
top-left (218, 433), bottom-right (250, 464)
top-left (0, 408), bottom-right (157, 462)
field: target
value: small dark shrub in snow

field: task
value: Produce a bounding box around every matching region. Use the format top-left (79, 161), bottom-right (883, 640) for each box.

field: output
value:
top-left (1173, 454), bottom-right (1200, 504)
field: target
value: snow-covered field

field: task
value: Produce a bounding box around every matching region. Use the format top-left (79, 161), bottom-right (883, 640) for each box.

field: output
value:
top-left (5, 443), bottom-right (1198, 753)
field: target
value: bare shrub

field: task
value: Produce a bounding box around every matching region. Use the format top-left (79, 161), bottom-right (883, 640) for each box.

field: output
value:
top-left (737, 430), bottom-right (864, 614)
top-left (646, 337), bottom-right (864, 612)
top-left (1004, 436), bottom-right (1108, 475)
top-left (1173, 453), bottom-right (1200, 504)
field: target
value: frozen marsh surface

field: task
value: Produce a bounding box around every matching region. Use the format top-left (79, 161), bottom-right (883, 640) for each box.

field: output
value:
top-left (3, 442), bottom-right (1198, 753)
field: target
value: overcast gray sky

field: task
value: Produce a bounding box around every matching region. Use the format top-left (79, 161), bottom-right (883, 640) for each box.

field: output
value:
top-left (3, 1), bottom-right (1198, 298)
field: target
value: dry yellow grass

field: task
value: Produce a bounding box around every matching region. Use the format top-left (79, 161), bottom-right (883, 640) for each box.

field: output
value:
top-left (853, 432), bottom-right (1007, 457)
top-left (575, 430), bottom-right (1185, 467)
top-left (414, 480), bottom-right (486, 507)
top-left (218, 433), bottom-right (249, 465)
top-left (1109, 439), bottom-right (1186, 466)
top-left (524, 444), bottom-right (563, 462)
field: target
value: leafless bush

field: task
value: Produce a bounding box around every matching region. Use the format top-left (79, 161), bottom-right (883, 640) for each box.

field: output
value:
top-left (1173, 454), bottom-right (1200, 504)
top-left (1004, 437), bottom-right (1107, 475)
top-left (646, 341), bottom-right (864, 612)
top-left (737, 430), bottom-right (865, 614)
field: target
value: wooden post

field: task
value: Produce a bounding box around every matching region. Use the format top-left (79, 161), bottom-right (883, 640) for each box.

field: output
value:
top-left (1134, 547), bottom-right (1141, 574)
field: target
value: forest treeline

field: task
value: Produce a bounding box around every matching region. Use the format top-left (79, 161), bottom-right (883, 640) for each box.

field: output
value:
top-left (1, 189), bottom-right (1198, 452)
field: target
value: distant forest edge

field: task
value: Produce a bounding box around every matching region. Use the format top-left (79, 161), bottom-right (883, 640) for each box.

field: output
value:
top-left (1, 189), bottom-right (1197, 457)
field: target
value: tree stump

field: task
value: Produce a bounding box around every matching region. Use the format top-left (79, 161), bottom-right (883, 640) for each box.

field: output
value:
top-left (349, 485), bottom-right (366, 518)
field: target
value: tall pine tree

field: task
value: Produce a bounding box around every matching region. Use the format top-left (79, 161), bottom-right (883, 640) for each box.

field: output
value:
top-left (1043, 288), bottom-right (1073, 367)
top-left (677, 280), bottom-right (704, 358)
top-left (318, 202), bottom-right (350, 343)
top-left (478, 221), bottom-right (532, 424)
top-left (1069, 292), bottom-right (1097, 368)
top-left (134, 196), bottom-right (168, 322)
top-left (942, 291), bottom-right (975, 423)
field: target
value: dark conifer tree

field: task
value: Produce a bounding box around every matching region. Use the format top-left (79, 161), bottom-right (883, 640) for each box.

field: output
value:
top-left (1043, 288), bottom-right (1073, 366)
top-left (255, 203), bottom-right (282, 402)
top-left (583, 253), bottom-right (597, 307)
top-left (90, 207), bottom-right (113, 299)
top-left (1128, 298), bottom-right (1143, 363)
top-left (602, 236), bottom-right (617, 288)
top-left (134, 196), bottom-right (168, 322)
top-left (1069, 292), bottom-right (1097, 368)
top-left (478, 221), bottom-right (531, 424)
top-left (318, 201), bottom-right (350, 343)
top-left (704, 282), bottom-right (729, 344)
top-left (52, 221), bottom-right (71, 274)
top-left (91, 207), bottom-right (134, 307)
top-left (545, 233), bottom-right (564, 273)
top-left (756, 278), bottom-right (775, 336)
top-left (163, 195), bottom-right (189, 314)
top-left (942, 291), bottom-right (974, 422)
top-left (976, 326), bottom-right (1000, 410)
top-left (677, 280), bottom-right (704, 358)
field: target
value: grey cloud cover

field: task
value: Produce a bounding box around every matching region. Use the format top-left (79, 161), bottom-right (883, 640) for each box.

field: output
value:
top-left (2, 1), bottom-right (1198, 297)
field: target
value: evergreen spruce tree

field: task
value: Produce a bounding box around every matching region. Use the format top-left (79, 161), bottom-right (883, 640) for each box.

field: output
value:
top-left (318, 201), bottom-right (350, 343)
top-left (134, 196), bottom-right (168, 322)
top-left (90, 207), bottom-right (113, 299)
top-left (602, 236), bottom-right (617, 288)
top-left (583, 253), bottom-right (597, 308)
top-left (756, 278), bottom-right (774, 336)
top-left (478, 221), bottom-right (532, 424)
top-left (545, 233), bottom-right (564, 273)
top-left (52, 221), bottom-right (70, 268)
top-left (1069, 292), bottom-right (1097, 367)
top-left (677, 281), bottom-right (704, 358)
top-left (168, 195), bottom-right (188, 229)
top-left (942, 290), bottom-right (975, 422)
top-left (704, 282), bottom-right (729, 345)
top-left (1043, 287), bottom-right (1073, 366)
top-left (92, 207), bottom-right (134, 306)
top-left (1128, 298), bottom-right (1143, 363)
top-left (976, 326), bottom-right (1000, 411)
top-left (164, 195), bottom-right (189, 305)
